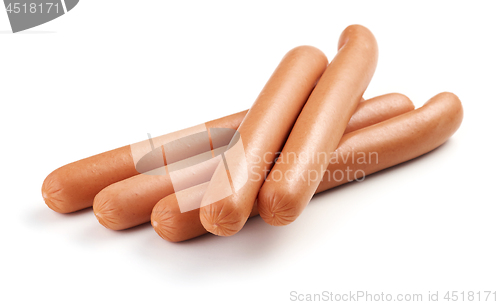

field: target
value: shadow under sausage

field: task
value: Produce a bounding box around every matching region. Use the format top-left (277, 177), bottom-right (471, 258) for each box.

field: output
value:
top-left (23, 204), bottom-right (94, 228)
top-left (73, 217), bottom-right (157, 247)
top-left (134, 214), bottom-right (291, 282)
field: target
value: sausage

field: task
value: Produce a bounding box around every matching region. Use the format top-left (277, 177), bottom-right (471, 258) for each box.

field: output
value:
top-left (41, 111), bottom-right (247, 214)
top-left (94, 93), bottom-right (413, 230)
top-left (315, 92), bottom-right (463, 193)
top-left (257, 25), bottom-right (378, 226)
top-left (152, 92), bottom-right (463, 242)
top-left (197, 46), bottom-right (329, 236)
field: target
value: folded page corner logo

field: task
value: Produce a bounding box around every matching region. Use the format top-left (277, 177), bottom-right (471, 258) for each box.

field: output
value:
top-left (3, 0), bottom-right (79, 33)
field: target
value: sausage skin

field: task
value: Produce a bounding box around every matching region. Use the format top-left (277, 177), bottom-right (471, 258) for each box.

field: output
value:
top-left (257, 24), bottom-right (378, 227)
top-left (198, 46), bottom-right (329, 236)
top-left (95, 93), bottom-right (413, 230)
top-left (152, 92), bottom-right (463, 242)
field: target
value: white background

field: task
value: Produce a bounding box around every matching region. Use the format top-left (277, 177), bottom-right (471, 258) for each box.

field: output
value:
top-left (1, 1), bottom-right (499, 304)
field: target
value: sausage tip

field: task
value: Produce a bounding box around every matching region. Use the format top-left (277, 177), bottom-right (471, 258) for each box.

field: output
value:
top-left (151, 202), bottom-right (179, 242)
top-left (41, 174), bottom-right (68, 214)
top-left (257, 186), bottom-right (301, 226)
top-left (426, 92), bottom-right (464, 132)
top-left (285, 45), bottom-right (328, 66)
top-left (199, 203), bottom-right (244, 236)
top-left (93, 211), bottom-right (113, 230)
top-left (389, 93), bottom-right (415, 111)
top-left (93, 195), bottom-right (120, 230)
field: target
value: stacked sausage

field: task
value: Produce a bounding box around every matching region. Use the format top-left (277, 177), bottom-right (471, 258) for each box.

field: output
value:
top-left (41, 25), bottom-right (463, 242)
